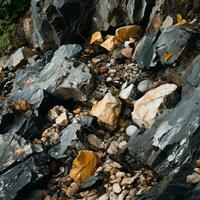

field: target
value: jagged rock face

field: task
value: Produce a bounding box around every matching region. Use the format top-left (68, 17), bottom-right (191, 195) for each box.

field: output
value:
top-left (128, 84), bottom-right (200, 175)
top-left (134, 27), bottom-right (200, 69)
top-left (0, 156), bottom-right (49, 200)
top-left (31, 0), bottom-right (95, 49)
top-left (9, 45), bottom-right (95, 110)
top-left (93, 0), bottom-right (154, 31)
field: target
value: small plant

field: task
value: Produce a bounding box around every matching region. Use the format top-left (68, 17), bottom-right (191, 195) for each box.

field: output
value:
top-left (0, 0), bottom-right (29, 56)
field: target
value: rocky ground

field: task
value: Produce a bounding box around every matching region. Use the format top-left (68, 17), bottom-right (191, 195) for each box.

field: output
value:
top-left (0, 0), bottom-right (200, 200)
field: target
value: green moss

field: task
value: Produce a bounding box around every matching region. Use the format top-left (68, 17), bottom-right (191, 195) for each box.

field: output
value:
top-left (0, 0), bottom-right (29, 56)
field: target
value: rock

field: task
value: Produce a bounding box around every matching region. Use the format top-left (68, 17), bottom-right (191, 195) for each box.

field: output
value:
top-left (113, 183), bottom-right (122, 194)
top-left (80, 176), bottom-right (104, 190)
top-left (10, 47), bottom-right (95, 109)
top-left (9, 47), bottom-right (35, 68)
top-left (126, 125), bottom-right (140, 137)
top-left (48, 105), bottom-right (66, 122)
top-left (0, 133), bottom-right (32, 172)
top-left (98, 193), bottom-right (109, 200)
top-left (54, 44), bottom-right (82, 59)
top-left (93, 0), bottom-right (150, 31)
top-left (134, 27), bottom-right (199, 69)
top-left (137, 80), bottom-right (154, 93)
top-left (187, 173), bottom-right (200, 184)
top-left (161, 16), bottom-right (173, 29)
top-left (0, 156), bottom-right (49, 200)
top-left (100, 35), bottom-right (120, 51)
top-left (31, 0), bottom-right (94, 49)
top-left (185, 54), bottom-right (200, 87)
top-left (132, 83), bottom-right (178, 128)
top-left (128, 86), bottom-right (200, 175)
top-left (119, 84), bottom-right (136, 104)
top-left (116, 25), bottom-right (143, 42)
top-left (70, 150), bottom-right (99, 183)
top-left (55, 112), bottom-right (69, 127)
top-left (121, 177), bottom-right (137, 185)
top-left (118, 190), bottom-right (129, 200)
top-left (48, 123), bottom-right (81, 158)
top-left (66, 182), bottom-right (79, 198)
top-left (121, 47), bottom-right (134, 59)
top-left (90, 32), bottom-right (104, 45)
top-left (91, 93), bottom-right (121, 130)
top-left (87, 134), bottom-right (102, 149)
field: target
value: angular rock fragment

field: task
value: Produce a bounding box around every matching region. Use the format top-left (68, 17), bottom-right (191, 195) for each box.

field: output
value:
top-left (91, 93), bottom-right (121, 130)
top-left (0, 156), bottom-right (49, 200)
top-left (9, 46), bottom-right (95, 108)
top-left (90, 32), bottom-right (104, 45)
top-left (0, 133), bottom-right (32, 172)
top-left (9, 47), bottom-right (35, 68)
top-left (132, 83), bottom-right (178, 128)
top-left (48, 123), bottom-right (81, 158)
top-left (119, 84), bottom-right (136, 104)
top-left (134, 27), bottom-right (198, 68)
top-left (53, 44), bottom-right (82, 59)
top-left (100, 35), bottom-right (120, 51)
top-left (70, 150), bottom-right (99, 183)
top-left (128, 86), bottom-right (200, 175)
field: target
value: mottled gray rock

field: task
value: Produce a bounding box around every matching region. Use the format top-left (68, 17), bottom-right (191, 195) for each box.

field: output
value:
top-left (31, 0), bottom-right (94, 49)
top-left (134, 27), bottom-right (199, 69)
top-left (9, 47), bottom-right (95, 109)
top-left (0, 133), bottom-right (32, 172)
top-left (48, 123), bottom-right (81, 158)
top-left (93, 0), bottom-right (150, 31)
top-left (80, 176), bottom-right (103, 191)
top-left (0, 156), bottom-right (49, 200)
top-left (186, 54), bottom-right (200, 87)
top-left (54, 44), bottom-right (82, 59)
top-left (128, 86), bottom-right (200, 175)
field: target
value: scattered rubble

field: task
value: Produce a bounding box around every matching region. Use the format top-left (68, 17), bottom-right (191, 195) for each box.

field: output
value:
top-left (1, 1), bottom-right (200, 199)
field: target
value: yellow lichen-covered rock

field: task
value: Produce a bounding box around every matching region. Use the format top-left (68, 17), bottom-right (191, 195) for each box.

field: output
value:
top-left (70, 150), bottom-right (99, 183)
top-left (115, 25), bottom-right (143, 43)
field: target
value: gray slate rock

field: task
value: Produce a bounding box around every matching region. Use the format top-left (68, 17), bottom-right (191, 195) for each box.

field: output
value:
top-left (0, 133), bottom-right (32, 173)
top-left (0, 156), bottom-right (49, 200)
top-left (9, 46), bottom-right (95, 109)
top-left (128, 86), bottom-right (200, 175)
top-left (93, 0), bottom-right (150, 31)
top-left (134, 27), bottom-right (199, 69)
top-left (49, 123), bottom-right (81, 158)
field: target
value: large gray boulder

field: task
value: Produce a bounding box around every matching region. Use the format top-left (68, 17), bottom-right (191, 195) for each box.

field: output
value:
top-left (134, 27), bottom-right (200, 69)
top-left (9, 45), bottom-right (95, 110)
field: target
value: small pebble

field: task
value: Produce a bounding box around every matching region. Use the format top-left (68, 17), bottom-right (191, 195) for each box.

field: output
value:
top-left (126, 125), bottom-right (139, 137)
top-left (113, 183), bottom-right (122, 194)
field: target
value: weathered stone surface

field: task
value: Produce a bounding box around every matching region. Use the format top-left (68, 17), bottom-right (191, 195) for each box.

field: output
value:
top-left (91, 93), bottom-right (121, 130)
top-left (53, 44), bottom-right (82, 59)
top-left (93, 0), bottom-right (150, 31)
top-left (128, 86), bottom-right (200, 175)
top-left (0, 133), bottom-right (32, 172)
top-left (132, 83), bottom-right (178, 128)
top-left (9, 46), bottom-right (95, 109)
top-left (31, 0), bottom-right (94, 49)
top-left (0, 156), bottom-right (49, 200)
top-left (134, 27), bottom-right (199, 69)
top-left (48, 123), bottom-right (81, 158)
top-left (9, 47), bottom-right (35, 68)
top-left (137, 79), bottom-right (154, 93)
